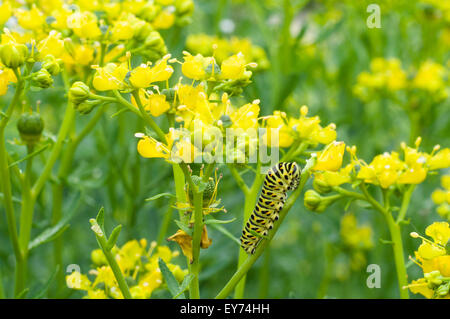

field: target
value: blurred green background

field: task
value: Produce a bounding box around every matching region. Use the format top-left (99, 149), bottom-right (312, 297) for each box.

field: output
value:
top-left (0, 0), bottom-right (449, 298)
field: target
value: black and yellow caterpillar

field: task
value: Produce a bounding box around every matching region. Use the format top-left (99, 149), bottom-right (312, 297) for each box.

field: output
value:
top-left (240, 162), bottom-right (301, 254)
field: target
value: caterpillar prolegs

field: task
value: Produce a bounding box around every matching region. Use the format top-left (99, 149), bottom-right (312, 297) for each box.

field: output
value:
top-left (240, 162), bottom-right (301, 254)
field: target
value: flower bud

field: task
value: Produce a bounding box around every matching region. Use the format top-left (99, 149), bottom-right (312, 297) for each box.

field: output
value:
top-left (161, 88), bottom-right (176, 102)
top-left (32, 68), bottom-right (53, 88)
top-left (42, 55), bottom-right (61, 75)
top-left (188, 175), bottom-right (216, 204)
top-left (69, 81), bottom-right (91, 105)
top-left (91, 249), bottom-right (107, 266)
top-left (176, 0), bottom-right (194, 16)
top-left (0, 43), bottom-right (29, 69)
top-left (304, 190), bottom-right (322, 212)
top-left (436, 283), bottom-right (449, 296)
top-left (74, 99), bottom-right (101, 115)
top-left (313, 178), bottom-right (332, 194)
top-left (17, 112), bottom-right (44, 146)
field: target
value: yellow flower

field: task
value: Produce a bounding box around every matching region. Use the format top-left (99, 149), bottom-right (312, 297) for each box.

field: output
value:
top-left (0, 67), bottom-right (16, 96)
top-left (15, 5), bottom-right (46, 30)
top-left (37, 31), bottom-right (65, 59)
top-left (357, 152), bottom-right (403, 188)
top-left (412, 60), bottom-right (447, 92)
top-left (181, 52), bottom-right (215, 80)
top-left (85, 289), bottom-right (107, 299)
top-left (132, 90), bottom-right (171, 117)
top-left (66, 271), bottom-right (91, 290)
top-left (111, 20), bottom-right (134, 41)
top-left (230, 101), bottom-right (260, 130)
top-left (0, 1), bottom-right (12, 25)
top-left (67, 11), bottom-right (102, 39)
top-left (129, 55), bottom-right (173, 88)
top-left (428, 148), bottom-right (450, 170)
top-left (220, 53), bottom-right (246, 80)
top-left (63, 44), bottom-right (95, 67)
top-left (408, 278), bottom-right (434, 299)
top-left (137, 135), bottom-right (170, 159)
top-left (92, 62), bottom-right (129, 91)
top-left (152, 10), bottom-right (175, 29)
top-left (263, 111), bottom-right (293, 148)
top-left (313, 141), bottom-right (346, 172)
top-left (92, 266), bottom-right (117, 288)
top-left (314, 163), bottom-right (353, 187)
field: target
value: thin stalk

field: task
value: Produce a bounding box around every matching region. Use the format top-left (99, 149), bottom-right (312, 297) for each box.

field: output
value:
top-left (396, 185), bottom-right (415, 224)
top-left (94, 230), bottom-right (132, 299)
top-left (190, 190), bottom-right (203, 299)
top-left (234, 173), bottom-right (263, 298)
top-left (156, 199), bottom-right (175, 245)
top-left (0, 72), bottom-right (25, 294)
top-left (131, 90), bottom-right (167, 143)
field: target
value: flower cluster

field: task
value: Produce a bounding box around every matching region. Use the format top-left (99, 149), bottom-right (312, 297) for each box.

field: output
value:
top-left (185, 33), bottom-right (270, 71)
top-left (432, 175), bottom-right (450, 221)
top-left (66, 239), bottom-right (188, 299)
top-left (0, 0), bottom-right (194, 89)
top-left (354, 57), bottom-right (448, 102)
top-left (407, 222), bottom-right (450, 299)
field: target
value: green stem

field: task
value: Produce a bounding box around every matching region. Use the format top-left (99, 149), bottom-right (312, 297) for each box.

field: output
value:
top-left (234, 173), bottom-right (263, 298)
top-left (93, 228), bottom-right (132, 299)
top-left (0, 72), bottom-right (25, 295)
top-left (396, 185), bottom-right (415, 224)
top-left (190, 190), bottom-right (203, 299)
top-left (359, 183), bottom-right (409, 299)
top-left (131, 90), bottom-right (167, 143)
top-left (172, 164), bottom-right (188, 224)
top-left (384, 211), bottom-right (409, 299)
top-left (216, 163), bottom-right (312, 299)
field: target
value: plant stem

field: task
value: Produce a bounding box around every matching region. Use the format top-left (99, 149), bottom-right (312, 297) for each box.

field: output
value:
top-left (359, 183), bottom-right (409, 299)
top-left (0, 72), bottom-right (25, 295)
top-left (396, 185), bottom-right (415, 223)
top-left (190, 190), bottom-right (203, 299)
top-left (94, 229), bottom-right (132, 299)
top-left (234, 173), bottom-right (263, 298)
top-left (384, 211), bottom-right (409, 299)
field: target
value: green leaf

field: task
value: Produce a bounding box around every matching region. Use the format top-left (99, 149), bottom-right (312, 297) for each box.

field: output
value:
top-left (210, 223), bottom-right (240, 246)
top-left (174, 219), bottom-right (192, 236)
top-left (173, 274), bottom-right (194, 299)
top-left (8, 143), bottom-right (50, 168)
top-left (28, 224), bottom-right (70, 251)
top-left (33, 265), bottom-right (60, 299)
top-left (96, 207), bottom-right (105, 229)
top-left (106, 225), bottom-right (122, 251)
top-left (158, 258), bottom-right (180, 298)
top-left (15, 288), bottom-right (29, 299)
top-left (28, 194), bottom-right (81, 251)
top-left (145, 193), bottom-right (176, 201)
top-left (204, 217), bottom-right (236, 225)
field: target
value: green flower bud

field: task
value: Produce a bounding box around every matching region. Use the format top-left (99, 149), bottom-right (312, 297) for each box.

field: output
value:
top-left (218, 114), bottom-right (232, 128)
top-left (133, 21), bottom-right (153, 41)
top-left (436, 283), bottom-right (449, 297)
top-left (139, 4), bottom-right (161, 22)
top-left (161, 88), bottom-right (176, 103)
top-left (74, 99), bottom-right (101, 115)
top-left (42, 55), bottom-right (61, 75)
top-left (188, 175), bottom-right (216, 204)
top-left (0, 43), bottom-right (29, 69)
top-left (17, 112), bottom-right (44, 146)
top-left (313, 178), bottom-right (332, 194)
top-left (176, 0), bottom-right (195, 16)
top-left (304, 190), bottom-right (322, 212)
top-left (32, 68), bottom-right (53, 88)
top-left (69, 81), bottom-right (91, 105)
top-left (91, 249), bottom-right (107, 266)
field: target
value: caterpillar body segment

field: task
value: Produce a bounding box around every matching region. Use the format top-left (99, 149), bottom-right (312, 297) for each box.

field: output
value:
top-left (240, 162), bottom-right (301, 254)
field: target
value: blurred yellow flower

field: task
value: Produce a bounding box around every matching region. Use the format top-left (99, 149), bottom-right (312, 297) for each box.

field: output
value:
top-left (92, 62), bottom-right (129, 91)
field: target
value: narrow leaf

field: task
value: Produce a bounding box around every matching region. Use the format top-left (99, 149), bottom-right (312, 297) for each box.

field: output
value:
top-left (173, 274), bottom-right (194, 299)
top-left (145, 193), bottom-right (176, 201)
top-left (204, 217), bottom-right (236, 225)
top-left (96, 207), bottom-right (105, 228)
top-left (15, 288), bottom-right (29, 299)
top-left (210, 224), bottom-right (240, 246)
top-left (174, 220), bottom-right (192, 236)
top-left (158, 258), bottom-right (180, 298)
top-left (33, 265), bottom-right (60, 299)
top-left (106, 225), bottom-right (122, 251)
